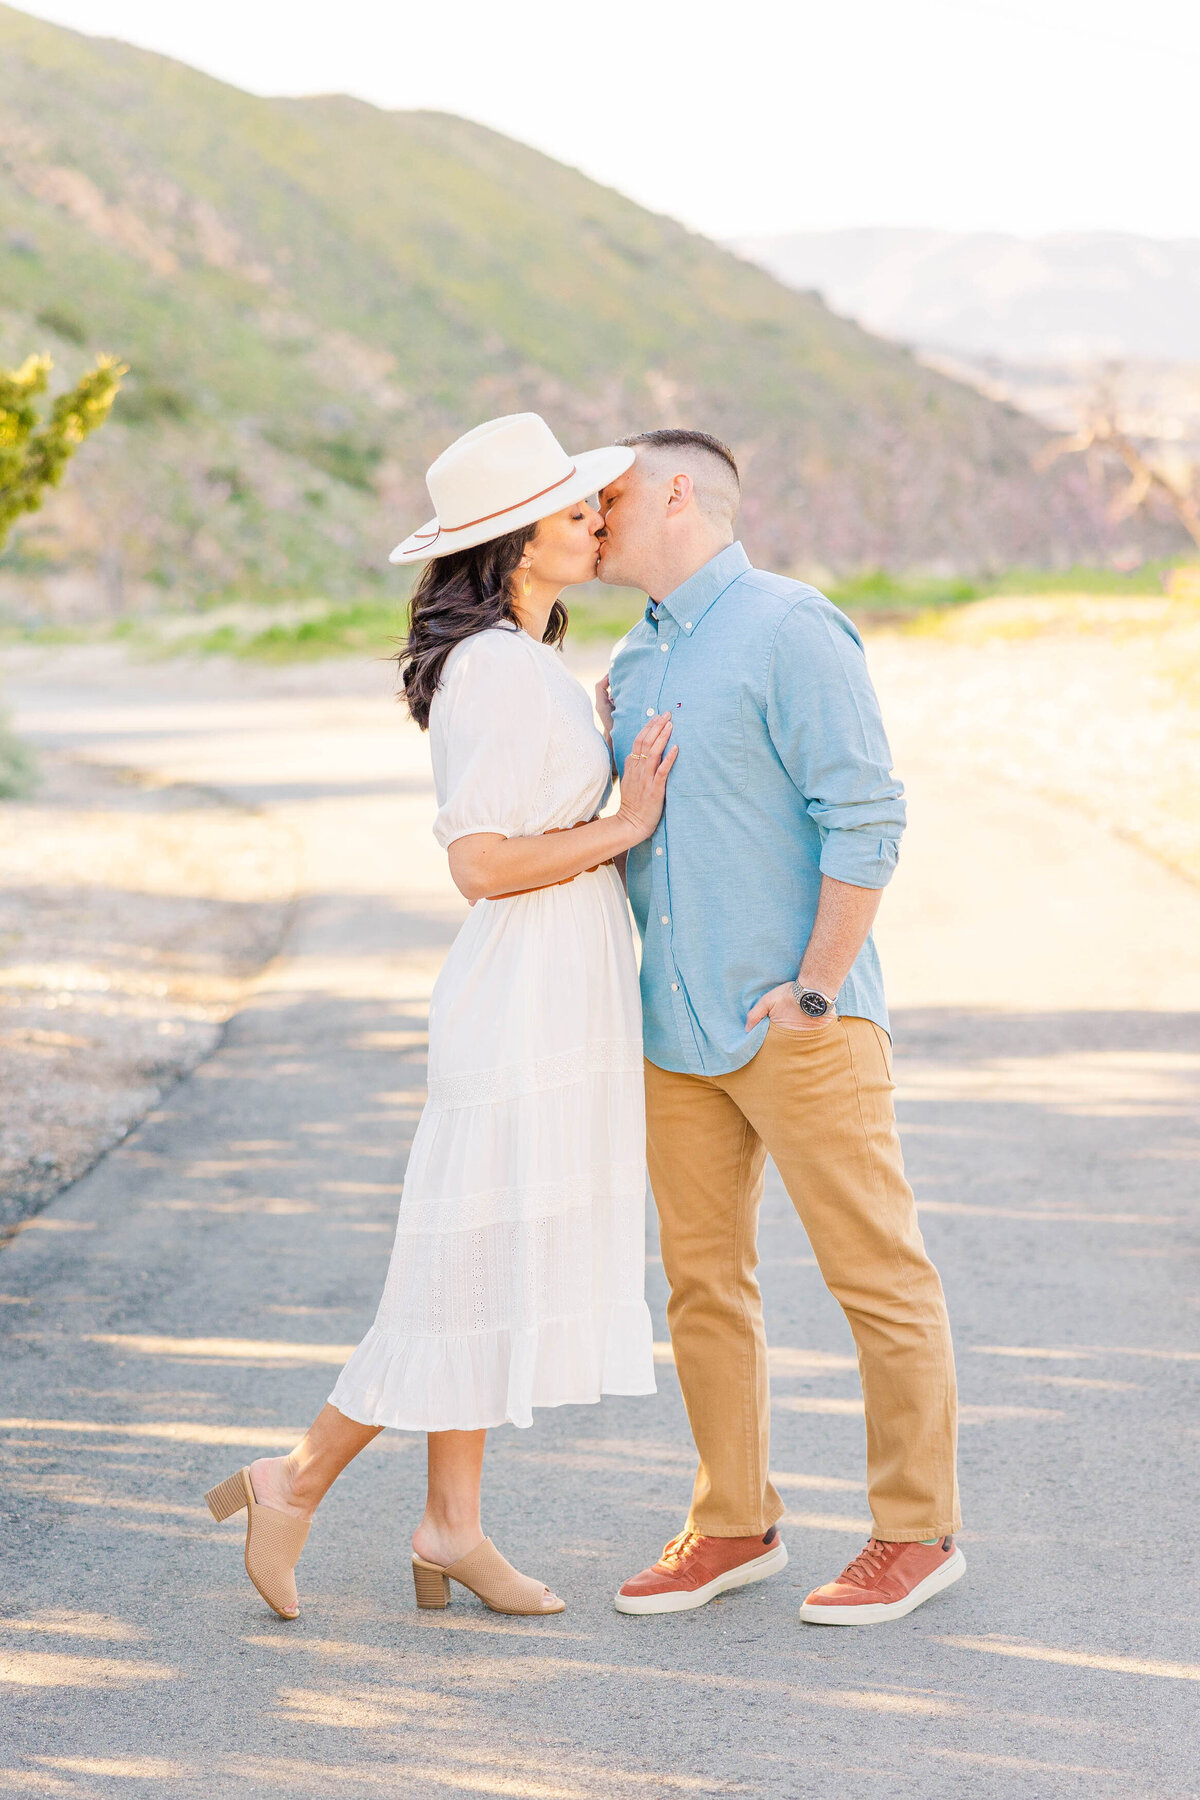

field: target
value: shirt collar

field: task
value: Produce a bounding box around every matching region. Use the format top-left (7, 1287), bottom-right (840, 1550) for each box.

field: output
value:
top-left (646, 542), bottom-right (750, 633)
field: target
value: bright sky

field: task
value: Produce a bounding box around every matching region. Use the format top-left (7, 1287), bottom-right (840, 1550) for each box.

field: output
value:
top-left (15, 0), bottom-right (1200, 241)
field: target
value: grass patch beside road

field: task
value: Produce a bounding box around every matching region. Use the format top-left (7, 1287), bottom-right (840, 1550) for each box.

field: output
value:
top-left (0, 708), bottom-right (36, 797)
top-left (2, 582), bottom-right (650, 663)
top-left (3, 566), bottom-right (1187, 665)
top-left (157, 584), bottom-right (646, 659)
top-left (827, 561), bottom-right (1183, 622)
top-left (162, 600), bottom-right (408, 662)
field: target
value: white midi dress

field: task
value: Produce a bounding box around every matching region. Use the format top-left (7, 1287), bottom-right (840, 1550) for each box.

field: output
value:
top-left (328, 625), bottom-right (656, 1431)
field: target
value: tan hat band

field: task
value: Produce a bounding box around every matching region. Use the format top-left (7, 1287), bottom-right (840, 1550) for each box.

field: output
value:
top-left (412, 464), bottom-right (580, 546)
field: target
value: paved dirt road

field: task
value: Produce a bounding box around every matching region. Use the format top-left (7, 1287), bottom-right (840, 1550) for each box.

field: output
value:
top-left (1, 647), bottom-right (1198, 1800)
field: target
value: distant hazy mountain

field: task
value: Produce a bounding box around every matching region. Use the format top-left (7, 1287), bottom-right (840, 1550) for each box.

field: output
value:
top-left (732, 229), bottom-right (1200, 365)
top-left (0, 5), bottom-right (1184, 613)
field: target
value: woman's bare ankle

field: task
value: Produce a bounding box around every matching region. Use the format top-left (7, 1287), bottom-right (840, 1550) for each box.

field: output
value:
top-left (248, 1454), bottom-right (313, 1519)
top-left (411, 1517), bottom-right (484, 1568)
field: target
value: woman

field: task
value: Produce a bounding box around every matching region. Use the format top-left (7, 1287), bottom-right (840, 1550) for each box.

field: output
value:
top-left (205, 413), bottom-right (676, 1619)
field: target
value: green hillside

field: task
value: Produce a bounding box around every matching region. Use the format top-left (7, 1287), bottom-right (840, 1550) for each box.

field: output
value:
top-left (0, 3), bottom-right (1176, 618)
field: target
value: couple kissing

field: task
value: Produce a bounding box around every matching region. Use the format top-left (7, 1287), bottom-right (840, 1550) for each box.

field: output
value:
top-left (203, 412), bottom-right (964, 1631)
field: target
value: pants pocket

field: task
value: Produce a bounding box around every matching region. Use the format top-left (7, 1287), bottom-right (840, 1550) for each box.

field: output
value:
top-left (766, 1016), bottom-right (840, 1042)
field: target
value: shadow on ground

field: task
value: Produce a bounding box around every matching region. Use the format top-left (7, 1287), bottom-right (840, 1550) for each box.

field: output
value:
top-left (1, 994), bottom-right (1198, 1799)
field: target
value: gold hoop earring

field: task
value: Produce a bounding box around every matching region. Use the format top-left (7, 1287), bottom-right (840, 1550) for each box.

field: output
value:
top-left (521, 568), bottom-right (532, 600)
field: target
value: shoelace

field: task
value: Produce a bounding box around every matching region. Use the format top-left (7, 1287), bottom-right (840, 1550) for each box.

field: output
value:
top-left (837, 1538), bottom-right (897, 1589)
top-left (659, 1528), bottom-right (703, 1571)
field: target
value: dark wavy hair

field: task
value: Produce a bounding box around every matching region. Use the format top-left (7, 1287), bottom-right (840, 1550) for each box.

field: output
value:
top-left (396, 522), bottom-right (568, 729)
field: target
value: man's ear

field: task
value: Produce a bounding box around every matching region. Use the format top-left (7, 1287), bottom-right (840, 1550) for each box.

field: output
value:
top-left (665, 472), bottom-right (693, 514)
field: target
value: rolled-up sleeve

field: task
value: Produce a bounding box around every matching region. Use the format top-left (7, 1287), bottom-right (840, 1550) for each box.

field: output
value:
top-left (765, 597), bottom-right (906, 889)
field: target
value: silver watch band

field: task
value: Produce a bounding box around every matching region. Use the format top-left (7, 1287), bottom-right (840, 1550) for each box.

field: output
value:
top-left (788, 979), bottom-right (834, 1022)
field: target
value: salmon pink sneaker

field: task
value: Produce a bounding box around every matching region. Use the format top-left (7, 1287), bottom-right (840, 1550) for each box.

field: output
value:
top-left (799, 1536), bottom-right (965, 1626)
top-left (615, 1525), bottom-right (788, 1614)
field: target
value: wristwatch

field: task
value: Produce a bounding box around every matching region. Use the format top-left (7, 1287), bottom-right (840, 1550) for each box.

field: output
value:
top-left (790, 980), bottom-right (836, 1019)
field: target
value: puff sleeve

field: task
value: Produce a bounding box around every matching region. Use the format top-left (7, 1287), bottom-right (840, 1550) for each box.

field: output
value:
top-left (430, 629), bottom-right (554, 849)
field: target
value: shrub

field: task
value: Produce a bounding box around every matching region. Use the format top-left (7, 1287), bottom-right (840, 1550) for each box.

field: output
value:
top-left (0, 709), bottom-right (36, 798)
top-left (0, 352), bottom-right (125, 551)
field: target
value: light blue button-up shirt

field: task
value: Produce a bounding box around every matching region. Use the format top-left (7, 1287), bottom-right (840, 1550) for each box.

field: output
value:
top-left (609, 542), bottom-right (905, 1077)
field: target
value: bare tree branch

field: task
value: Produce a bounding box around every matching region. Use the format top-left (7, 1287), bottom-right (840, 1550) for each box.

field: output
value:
top-left (1038, 372), bottom-right (1200, 553)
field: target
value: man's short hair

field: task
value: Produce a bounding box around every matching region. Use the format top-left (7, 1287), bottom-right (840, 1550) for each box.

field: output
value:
top-left (616, 429), bottom-right (741, 528)
top-left (617, 428), bottom-right (740, 485)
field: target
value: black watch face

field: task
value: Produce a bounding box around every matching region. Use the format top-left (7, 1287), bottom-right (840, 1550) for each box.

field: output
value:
top-left (799, 990), bottom-right (828, 1018)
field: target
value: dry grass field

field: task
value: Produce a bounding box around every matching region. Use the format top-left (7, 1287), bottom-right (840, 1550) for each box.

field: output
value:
top-left (872, 594), bottom-right (1200, 887)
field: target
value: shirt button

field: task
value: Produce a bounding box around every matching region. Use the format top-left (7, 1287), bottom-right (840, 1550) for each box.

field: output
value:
top-left (646, 708), bottom-right (654, 717)
top-left (684, 622), bottom-right (692, 630)
top-left (660, 643), bottom-right (669, 653)
top-left (670, 983), bottom-right (679, 992)
top-left (660, 914), bottom-right (669, 925)
top-left (655, 847), bottom-right (663, 856)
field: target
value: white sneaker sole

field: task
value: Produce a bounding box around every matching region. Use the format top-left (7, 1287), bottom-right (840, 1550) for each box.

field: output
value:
top-left (614, 1540), bottom-right (789, 1615)
top-left (799, 1547), bottom-right (966, 1626)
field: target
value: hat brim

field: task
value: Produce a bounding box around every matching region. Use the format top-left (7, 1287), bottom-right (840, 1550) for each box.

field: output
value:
top-left (388, 443), bottom-right (635, 565)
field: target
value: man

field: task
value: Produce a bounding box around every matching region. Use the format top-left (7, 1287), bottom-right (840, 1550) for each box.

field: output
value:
top-left (596, 429), bottom-right (963, 1626)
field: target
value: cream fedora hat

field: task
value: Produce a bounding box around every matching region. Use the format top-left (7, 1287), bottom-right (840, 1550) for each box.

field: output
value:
top-left (389, 413), bottom-right (635, 564)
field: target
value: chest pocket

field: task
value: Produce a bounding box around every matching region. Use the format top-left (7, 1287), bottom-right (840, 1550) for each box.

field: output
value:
top-left (665, 691), bottom-right (748, 797)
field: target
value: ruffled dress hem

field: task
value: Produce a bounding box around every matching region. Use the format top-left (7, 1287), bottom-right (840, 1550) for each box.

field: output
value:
top-left (327, 1300), bottom-right (656, 1433)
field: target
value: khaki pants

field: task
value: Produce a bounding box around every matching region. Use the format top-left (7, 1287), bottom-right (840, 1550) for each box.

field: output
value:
top-left (645, 1017), bottom-right (960, 1542)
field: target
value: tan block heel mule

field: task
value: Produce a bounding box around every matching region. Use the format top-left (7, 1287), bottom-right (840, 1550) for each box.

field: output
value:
top-left (205, 1467), bottom-right (310, 1620)
top-left (412, 1537), bottom-right (565, 1615)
